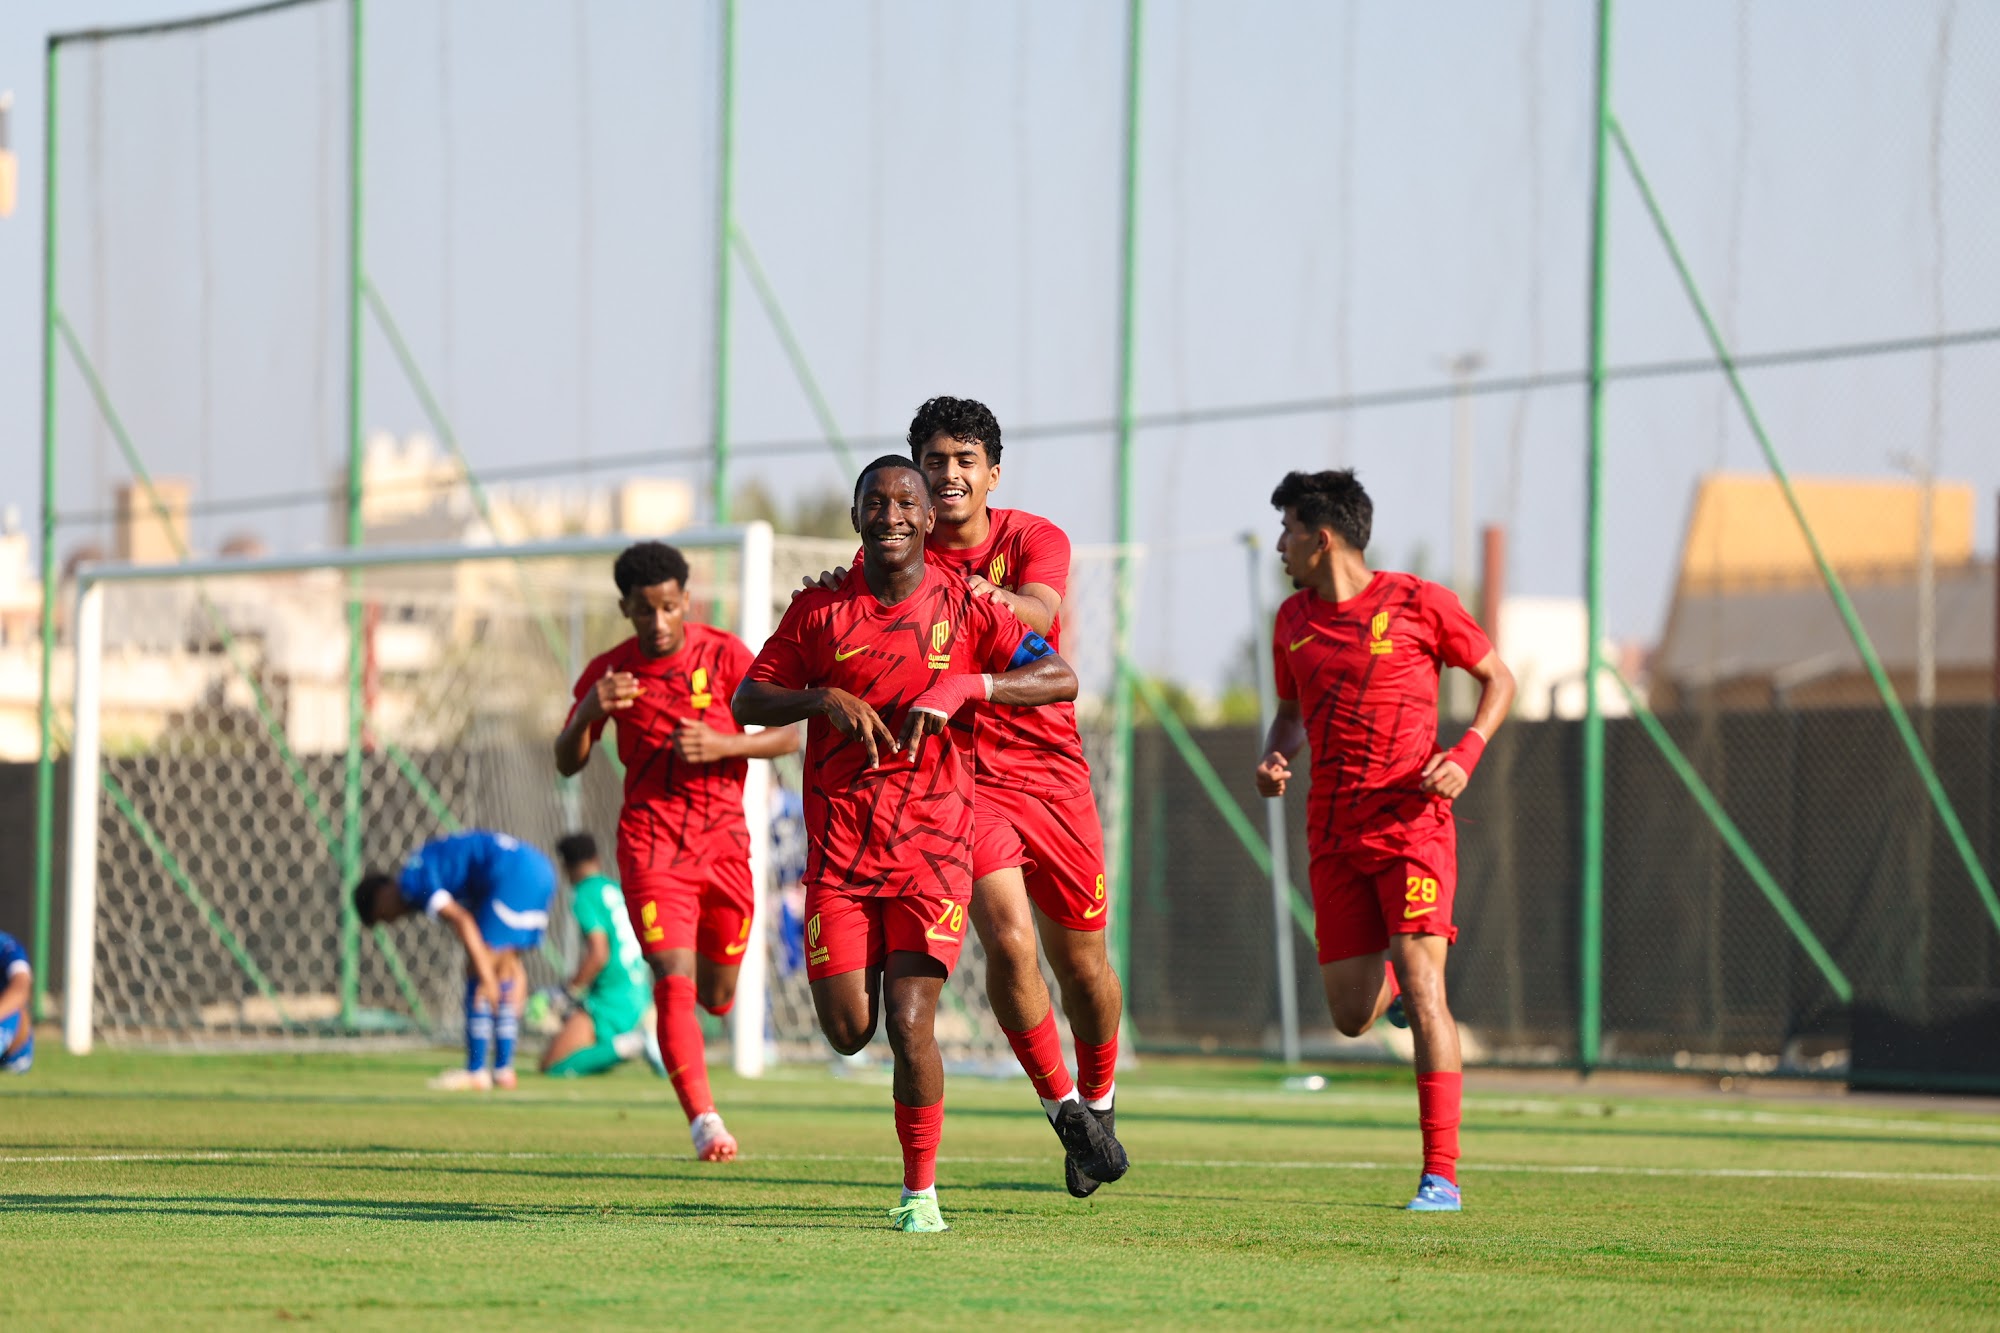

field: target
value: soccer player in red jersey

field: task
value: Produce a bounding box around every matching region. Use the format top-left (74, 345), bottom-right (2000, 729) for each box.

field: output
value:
top-left (734, 456), bottom-right (1079, 1232)
top-left (1253, 470), bottom-right (1516, 1212)
top-left (555, 541), bottom-right (799, 1162)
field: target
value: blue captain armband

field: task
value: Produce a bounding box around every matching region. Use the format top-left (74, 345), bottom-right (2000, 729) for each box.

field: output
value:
top-left (1008, 631), bottom-right (1055, 669)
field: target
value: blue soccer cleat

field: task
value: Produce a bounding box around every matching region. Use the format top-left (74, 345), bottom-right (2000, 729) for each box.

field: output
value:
top-left (1384, 994), bottom-right (1408, 1029)
top-left (1406, 1173), bottom-right (1461, 1211)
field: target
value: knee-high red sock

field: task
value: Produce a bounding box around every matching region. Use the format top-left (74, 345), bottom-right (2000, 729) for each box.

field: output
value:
top-left (894, 1098), bottom-right (944, 1192)
top-left (1075, 1033), bottom-right (1117, 1108)
top-left (656, 974), bottom-right (714, 1122)
top-left (1416, 1071), bottom-right (1462, 1184)
top-left (1001, 1010), bottom-right (1075, 1103)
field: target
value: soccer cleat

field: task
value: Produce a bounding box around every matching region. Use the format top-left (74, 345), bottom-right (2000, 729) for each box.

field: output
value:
top-left (1064, 1100), bottom-right (1128, 1199)
top-left (1384, 994), bottom-right (1409, 1029)
top-left (690, 1110), bottom-right (738, 1162)
top-left (1052, 1098), bottom-right (1128, 1193)
top-left (1405, 1173), bottom-right (1462, 1211)
top-left (427, 1067), bottom-right (492, 1092)
top-left (491, 1067), bottom-right (518, 1091)
top-left (888, 1191), bottom-right (950, 1233)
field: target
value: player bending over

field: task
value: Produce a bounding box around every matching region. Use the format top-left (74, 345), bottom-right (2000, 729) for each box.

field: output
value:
top-left (735, 455), bottom-right (1078, 1232)
top-left (1254, 469), bottom-right (1515, 1212)
top-left (356, 830), bottom-right (558, 1091)
top-left (0, 929), bottom-right (36, 1074)
top-left (803, 398), bottom-right (1128, 1193)
top-left (538, 833), bottom-right (667, 1080)
top-left (555, 540), bottom-right (799, 1161)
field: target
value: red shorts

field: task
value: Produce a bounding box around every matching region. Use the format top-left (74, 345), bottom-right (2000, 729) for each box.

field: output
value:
top-left (618, 842), bottom-right (754, 968)
top-left (971, 783), bottom-right (1110, 932)
top-left (803, 884), bottom-right (972, 982)
top-left (1308, 814), bottom-right (1459, 964)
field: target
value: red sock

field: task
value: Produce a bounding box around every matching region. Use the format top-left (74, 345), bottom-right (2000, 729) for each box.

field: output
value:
top-left (1416, 1071), bottom-right (1462, 1184)
top-left (894, 1098), bottom-right (944, 1192)
top-left (1001, 1011), bottom-right (1076, 1102)
top-left (1075, 1034), bottom-right (1117, 1106)
top-left (656, 974), bottom-right (714, 1122)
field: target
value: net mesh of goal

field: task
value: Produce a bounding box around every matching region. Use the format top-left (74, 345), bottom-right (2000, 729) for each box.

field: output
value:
top-left (66, 530), bottom-right (1126, 1065)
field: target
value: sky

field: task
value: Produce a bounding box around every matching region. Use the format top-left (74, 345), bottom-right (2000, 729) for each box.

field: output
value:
top-left (2, 0), bottom-right (1995, 693)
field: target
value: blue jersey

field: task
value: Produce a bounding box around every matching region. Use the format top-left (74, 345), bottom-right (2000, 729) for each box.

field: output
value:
top-left (0, 931), bottom-right (27, 982)
top-left (397, 832), bottom-right (557, 950)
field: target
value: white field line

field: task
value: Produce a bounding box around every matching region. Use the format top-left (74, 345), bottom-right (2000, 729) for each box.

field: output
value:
top-left (0, 1148), bottom-right (1995, 1184)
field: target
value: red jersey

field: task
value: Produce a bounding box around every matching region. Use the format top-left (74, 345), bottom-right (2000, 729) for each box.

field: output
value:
top-left (567, 621), bottom-right (755, 865)
top-left (1272, 571), bottom-right (1492, 848)
top-left (745, 562), bottom-right (1038, 898)
top-left (853, 508), bottom-right (1092, 797)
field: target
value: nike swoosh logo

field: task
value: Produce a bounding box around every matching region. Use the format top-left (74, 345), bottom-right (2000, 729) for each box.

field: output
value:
top-left (723, 942), bottom-right (748, 957)
top-left (834, 645), bottom-right (870, 661)
top-left (1402, 905), bottom-right (1436, 920)
top-left (1288, 635), bottom-right (1316, 651)
top-left (925, 925), bottom-right (961, 943)
top-left (1082, 903), bottom-right (1107, 920)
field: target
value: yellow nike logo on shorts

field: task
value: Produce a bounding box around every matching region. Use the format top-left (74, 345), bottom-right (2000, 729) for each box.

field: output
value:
top-left (1082, 902), bottom-right (1107, 919)
top-left (723, 941), bottom-right (748, 957)
top-left (834, 645), bottom-right (870, 661)
top-left (1402, 904), bottom-right (1436, 920)
top-left (925, 924), bottom-right (961, 943)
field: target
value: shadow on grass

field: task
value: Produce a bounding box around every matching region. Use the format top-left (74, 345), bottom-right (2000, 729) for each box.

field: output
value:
top-left (0, 1192), bottom-right (863, 1225)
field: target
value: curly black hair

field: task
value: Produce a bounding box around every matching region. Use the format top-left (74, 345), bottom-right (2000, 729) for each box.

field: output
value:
top-left (612, 541), bottom-right (690, 597)
top-left (906, 396), bottom-right (1002, 465)
top-left (353, 871), bottom-right (393, 927)
top-left (855, 454), bottom-right (931, 505)
top-left (1270, 469), bottom-right (1372, 553)
top-left (555, 832), bottom-right (598, 870)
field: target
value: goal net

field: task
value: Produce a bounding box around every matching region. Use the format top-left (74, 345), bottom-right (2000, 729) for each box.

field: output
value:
top-left (62, 528), bottom-right (1129, 1071)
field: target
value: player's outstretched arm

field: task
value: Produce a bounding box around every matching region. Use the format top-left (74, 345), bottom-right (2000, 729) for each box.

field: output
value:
top-left (566, 929), bottom-right (610, 1001)
top-left (554, 673), bottom-right (642, 776)
top-left (1419, 649), bottom-right (1517, 800)
top-left (964, 575), bottom-right (1061, 636)
top-left (1256, 698), bottom-right (1306, 797)
top-left (671, 718), bottom-right (803, 764)
top-left (435, 899), bottom-right (501, 1006)
top-left (733, 681), bottom-right (900, 769)
top-left (897, 651), bottom-right (1078, 750)
top-left (0, 968), bottom-right (29, 1025)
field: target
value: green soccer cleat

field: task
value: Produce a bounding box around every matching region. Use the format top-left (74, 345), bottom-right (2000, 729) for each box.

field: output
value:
top-left (888, 1190), bottom-right (950, 1233)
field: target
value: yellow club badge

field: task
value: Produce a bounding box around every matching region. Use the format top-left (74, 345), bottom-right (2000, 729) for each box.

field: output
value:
top-left (927, 619), bottom-right (953, 670)
top-left (689, 665), bottom-right (712, 709)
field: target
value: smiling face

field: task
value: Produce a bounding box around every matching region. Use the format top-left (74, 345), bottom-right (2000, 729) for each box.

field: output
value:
top-left (915, 434), bottom-right (998, 527)
top-left (852, 464), bottom-right (935, 574)
top-left (621, 580), bottom-right (689, 658)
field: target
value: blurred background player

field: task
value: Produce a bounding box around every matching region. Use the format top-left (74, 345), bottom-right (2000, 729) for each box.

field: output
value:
top-left (1254, 469), bottom-right (1515, 1213)
top-left (799, 397), bottom-right (1130, 1195)
top-left (735, 456), bottom-right (1079, 1232)
top-left (0, 928), bottom-right (35, 1074)
top-left (539, 832), bottom-right (667, 1080)
top-left (357, 830), bottom-right (558, 1091)
top-left (555, 541), bottom-right (799, 1162)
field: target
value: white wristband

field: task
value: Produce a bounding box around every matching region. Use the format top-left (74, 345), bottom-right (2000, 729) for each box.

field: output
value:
top-left (982, 673), bottom-right (995, 700)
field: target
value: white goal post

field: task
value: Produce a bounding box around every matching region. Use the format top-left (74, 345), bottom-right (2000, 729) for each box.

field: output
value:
top-left (63, 526), bottom-right (780, 1070)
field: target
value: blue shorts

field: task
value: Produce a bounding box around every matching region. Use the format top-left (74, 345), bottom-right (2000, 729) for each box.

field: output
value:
top-left (475, 847), bottom-right (557, 952)
top-left (0, 1014), bottom-right (31, 1073)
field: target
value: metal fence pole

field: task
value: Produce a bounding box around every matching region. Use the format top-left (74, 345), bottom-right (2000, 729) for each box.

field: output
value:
top-left (708, 0), bottom-right (737, 522)
top-left (340, 0), bottom-right (367, 1029)
top-left (1245, 535), bottom-right (1300, 1064)
top-left (32, 37), bottom-right (61, 1022)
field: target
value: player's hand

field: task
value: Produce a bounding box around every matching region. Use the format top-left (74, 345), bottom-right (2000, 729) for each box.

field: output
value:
top-left (474, 972), bottom-right (501, 1010)
top-left (965, 573), bottom-right (1003, 602)
top-left (1255, 750), bottom-right (1291, 798)
top-left (793, 566), bottom-right (850, 600)
top-left (580, 672), bottom-right (642, 722)
top-left (672, 718), bottom-right (736, 764)
top-left (897, 706), bottom-right (950, 755)
top-left (817, 687), bottom-right (898, 768)
top-left (1419, 751), bottom-right (1470, 800)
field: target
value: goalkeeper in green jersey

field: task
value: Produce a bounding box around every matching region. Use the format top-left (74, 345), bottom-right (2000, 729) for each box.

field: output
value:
top-left (539, 833), bottom-right (666, 1078)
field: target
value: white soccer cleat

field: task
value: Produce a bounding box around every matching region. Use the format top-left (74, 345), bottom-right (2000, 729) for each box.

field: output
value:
top-left (491, 1067), bottom-right (518, 1091)
top-left (427, 1068), bottom-right (493, 1091)
top-left (690, 1110), bottom-right (738, 1162)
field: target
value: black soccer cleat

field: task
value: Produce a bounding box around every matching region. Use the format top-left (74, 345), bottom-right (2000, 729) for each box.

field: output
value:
top-left (1054, 1098), bottom-right (1129, 1197)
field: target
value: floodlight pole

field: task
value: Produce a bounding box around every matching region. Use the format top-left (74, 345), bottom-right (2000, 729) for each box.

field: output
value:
top-left (32, 37), bottom-right (61, 1022)
top-left (1579, 0), bottom-right (1614, 1075)
top-left (1107, 0), bottom-right (1144, 984)
top-left (709, 0), bottom-right (738, 522)
top-left (341, 0), bottom-right (367, 1029)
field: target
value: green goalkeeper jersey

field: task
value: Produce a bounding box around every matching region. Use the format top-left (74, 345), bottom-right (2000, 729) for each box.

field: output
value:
top-left (570, 874), bottom-right (652, 1032)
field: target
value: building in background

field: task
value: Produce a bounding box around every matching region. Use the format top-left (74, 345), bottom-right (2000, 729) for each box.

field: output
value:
top-left (1650, 474), bottom-right (1995, 711)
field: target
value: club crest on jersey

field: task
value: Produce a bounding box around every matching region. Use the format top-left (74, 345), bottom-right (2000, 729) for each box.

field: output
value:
top-left (1368, 611), bottom-right (1395, 655)
top-left (688, 666), bottom-right (712, 709)
top-left (989, 553), bottom-right (1007, 585)
top-left (640, 900), bottom-right (664, 944)
top-left (927, 619), bottom-right (953, 670)
top-left (806, 913), bottom-right (828, 967)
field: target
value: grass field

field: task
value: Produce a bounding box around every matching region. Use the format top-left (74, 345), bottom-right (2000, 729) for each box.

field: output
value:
top-left (3, 1048), bottom-right (1998, 1329)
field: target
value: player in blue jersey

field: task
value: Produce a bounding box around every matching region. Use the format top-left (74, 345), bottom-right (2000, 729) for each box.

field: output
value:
top-left (357, 831), bottom-right (558, 1091)
top-left (0, 930), bottom-right (35, 1074)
